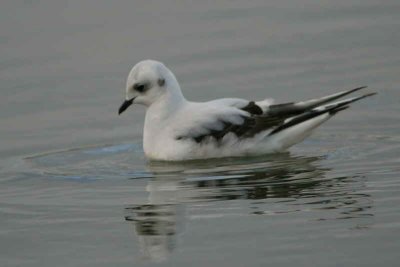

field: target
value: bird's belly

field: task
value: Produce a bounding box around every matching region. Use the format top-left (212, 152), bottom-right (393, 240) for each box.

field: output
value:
top-left (143, 133), bottom-right (285, 161)
top-left (143, 137), bottom-right (193, 161)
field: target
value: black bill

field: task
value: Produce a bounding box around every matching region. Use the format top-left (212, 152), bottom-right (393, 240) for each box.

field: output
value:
top-left (118, 98), bottom-right (134, 115)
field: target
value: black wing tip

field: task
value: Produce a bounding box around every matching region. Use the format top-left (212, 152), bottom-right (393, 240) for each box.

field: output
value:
top-left (329, 105), bottom-right (349, 115)
top-left (329, 92), bottom-right (376, 115)
top-left (347, 86), bottom-right (368, 94)
top-left (363, 92), bottom-right (377, 97)
top-left (351, 92), bottom-right (377, 103)
top-left (353, 85), bottom-right (368, 90)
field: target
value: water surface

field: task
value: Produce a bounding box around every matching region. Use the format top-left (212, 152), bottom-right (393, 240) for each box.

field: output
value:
top-left (1, 1), bottom-right (400, 266)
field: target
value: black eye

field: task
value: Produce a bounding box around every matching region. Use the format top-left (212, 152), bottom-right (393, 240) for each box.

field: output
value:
top-left (133, 83), bottom-right (147, 93)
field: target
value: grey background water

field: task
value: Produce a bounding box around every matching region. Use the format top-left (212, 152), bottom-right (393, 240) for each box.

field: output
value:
top-left (1, 0), bottom-right (399, 266)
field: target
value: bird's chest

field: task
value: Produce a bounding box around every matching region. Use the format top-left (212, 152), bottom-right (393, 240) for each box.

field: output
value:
top-left (143, 114), bottom-right (184, 160)
top-left (143, 134), bottom-right (189, 161)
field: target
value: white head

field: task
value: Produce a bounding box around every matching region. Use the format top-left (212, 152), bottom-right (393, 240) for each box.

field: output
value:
top-left (118, 60), bottom-right (184, 114)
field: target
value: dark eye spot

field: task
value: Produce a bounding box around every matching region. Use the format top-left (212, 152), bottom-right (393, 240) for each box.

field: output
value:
top-left (133, 83), bottom-right (147, 93)
top-left (157, 78), bottom-right (165, 87)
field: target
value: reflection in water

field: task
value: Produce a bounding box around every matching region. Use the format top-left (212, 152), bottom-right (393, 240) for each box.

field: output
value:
top-left (125, 177), bottom-right (185, 262)
top-left (125, 204), bottom-right (183, 262)
top-left (124, 153), bottom-right (372, 262)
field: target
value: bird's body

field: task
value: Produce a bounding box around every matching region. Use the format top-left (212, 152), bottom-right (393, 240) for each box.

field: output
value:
top-left (119, 60), bottom-right (376, 161)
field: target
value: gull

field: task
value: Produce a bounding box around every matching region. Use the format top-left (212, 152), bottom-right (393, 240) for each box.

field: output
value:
top-left (118, 60), bottom-right (376, 161)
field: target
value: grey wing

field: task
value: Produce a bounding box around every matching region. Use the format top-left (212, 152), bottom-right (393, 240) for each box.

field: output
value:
top-left (175, 101), bottom-right (262, 143)
top-left (176, 86), bottom-right (376, 143)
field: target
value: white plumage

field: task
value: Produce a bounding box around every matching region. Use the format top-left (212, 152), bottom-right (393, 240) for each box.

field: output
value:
top-left (118, 60), bottom-right (375, 161)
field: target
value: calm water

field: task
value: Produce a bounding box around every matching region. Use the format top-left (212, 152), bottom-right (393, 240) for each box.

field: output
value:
top-left (1, 1), bottom-right (400, 266)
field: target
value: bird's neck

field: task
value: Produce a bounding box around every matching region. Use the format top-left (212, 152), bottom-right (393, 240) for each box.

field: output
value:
top-left (149, 85), bottom-right (186, 117)
top-left (143, 86), bottom-right (187, 157)
top-left (144, 85), bottom-right (187, 141)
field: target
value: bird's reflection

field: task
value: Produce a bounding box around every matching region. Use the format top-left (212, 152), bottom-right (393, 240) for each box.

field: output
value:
top-left (125, 176), bottom-right (185, 262)
top-left (124, 153), bottom-right (372, 262)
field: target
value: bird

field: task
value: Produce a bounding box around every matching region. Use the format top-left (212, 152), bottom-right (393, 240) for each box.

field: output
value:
top-left (118, 60), bottom-right (376, 161)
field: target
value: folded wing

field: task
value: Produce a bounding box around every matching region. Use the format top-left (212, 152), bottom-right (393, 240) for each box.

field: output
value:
top-left (176, 86), bottom-right (376, 143)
